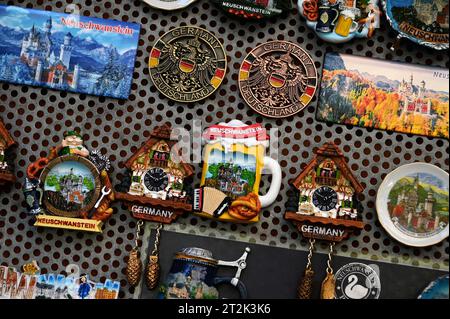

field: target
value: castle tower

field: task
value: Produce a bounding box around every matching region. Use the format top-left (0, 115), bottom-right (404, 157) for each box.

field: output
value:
top-left (413, 174), bottom-right (419, 190)
top-left (427, 99), bottom-right (431, 115)
top-left (35, 61), bottom-right (43, 82)
top-left (60, 33), bottom-right (73, 69)
top-left (424, 192), bottom-right (435, 214)
top-left (419, 80), bottom-right (426, 98)
top-left (44, 17), bottom-right (52, 35)
top-left (72, 64), bottom-right (80, 90)
top-left (410, 74), bottom-right (414, 86)
top-left (434, 214), bottom-right (440, 230)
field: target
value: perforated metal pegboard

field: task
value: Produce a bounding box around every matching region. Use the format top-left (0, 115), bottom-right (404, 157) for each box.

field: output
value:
top-left (0, 0), bottom-right (448, 299)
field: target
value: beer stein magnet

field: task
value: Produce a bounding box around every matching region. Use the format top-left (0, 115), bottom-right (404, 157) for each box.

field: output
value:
top-left (159, 247), bottom-right (250, 299)
top-left (194, 120), bottom-right (282, 223)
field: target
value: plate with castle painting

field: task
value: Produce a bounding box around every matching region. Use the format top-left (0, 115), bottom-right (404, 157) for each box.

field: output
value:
top-left (382, 0), bottom-right (449, 50)
top-left (376, 163), bottom-right (449, 247)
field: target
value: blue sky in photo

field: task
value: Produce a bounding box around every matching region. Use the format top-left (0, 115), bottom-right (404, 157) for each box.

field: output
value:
top-left (0, 5), bottom-right (140, 54)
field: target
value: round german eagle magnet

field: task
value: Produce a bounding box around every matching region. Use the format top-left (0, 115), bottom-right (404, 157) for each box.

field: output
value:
top-left (238, 41), bottom-right (318, 118)
top-left (149, 26), bottom-right (227, 103)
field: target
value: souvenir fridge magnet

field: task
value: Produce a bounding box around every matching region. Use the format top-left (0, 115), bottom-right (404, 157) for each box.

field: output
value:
top-left (115, 124), bottom-right (194, 289)
top-left (239, 41), bottom-right (318, 118)
top-left (0, 5), bottom-right (140, 99)
top-left (285, 142), bottom-right (365, 299)
top-left (195, 120), bottom-right (282, 223)
top-left (149, 26), bottom-right (226, 103)
top-left (317, 53), bottom-right (450, 139)
top-left (23, 131), bottom-right (115, 233)
top-left (0, 118), bottom-right (16, 185)
top-left (383, 0), bottom-right (449, 50)
top-left (141, 0), bottom-right (198, 10)
top-left (159, 247), bottom-right (250, 299)
top-left (299, 0), bottom-right (380, 43)
top-left (211, 0), bottom-right (292, 19)
top-left (376, 163), bottom-right (449, 247)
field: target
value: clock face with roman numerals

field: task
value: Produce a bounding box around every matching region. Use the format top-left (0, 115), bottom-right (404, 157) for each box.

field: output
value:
top-left (312, 186), bottom-right (338, 212)
top-left (144, 168), bottom-right (169, 192)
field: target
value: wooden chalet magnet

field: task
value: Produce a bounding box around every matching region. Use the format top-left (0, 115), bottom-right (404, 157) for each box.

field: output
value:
top-left (0, 118), bottom-right (16, 185)
top-left (23, 131), bottom-right (115, 233)
top-left (285, 142), bottom-right (365, 242)
top-left (115, 124), bottom-right (194, 224)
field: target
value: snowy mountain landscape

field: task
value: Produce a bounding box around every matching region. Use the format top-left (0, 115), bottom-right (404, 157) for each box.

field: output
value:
top-left (0, 6), bottom-right (140, 99)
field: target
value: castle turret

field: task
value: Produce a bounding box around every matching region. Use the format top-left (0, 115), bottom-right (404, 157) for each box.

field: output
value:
top-left (44, 17), bottom-right (52, 35)
top-left (60, 33), bottom-right (73, 69)
top-left (434, 214), bottom-right (440, 230)
top-left (72, 64), bottom-right (80, 90)
top-left (424, 192), bottom-right (435, 214)
top-left (35, 61), bottom-right (43, 82)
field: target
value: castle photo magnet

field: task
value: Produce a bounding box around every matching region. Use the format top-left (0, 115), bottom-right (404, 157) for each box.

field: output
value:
top-left (0, 5), bottom-right (140, 99)
top-left (317, 53), bottom-right (449, 139)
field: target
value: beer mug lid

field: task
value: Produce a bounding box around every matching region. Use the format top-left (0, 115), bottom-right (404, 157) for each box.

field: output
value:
top-left (179, 247), bottom-right (215, 261)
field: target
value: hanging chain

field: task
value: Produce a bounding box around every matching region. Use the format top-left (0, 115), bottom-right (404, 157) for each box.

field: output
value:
top-left (326, 242), bottom-right (335, 274)
top-left (151, 223), bottom-right (163, 256)
top-left (134, 220), bottom-right (144, 249)
top-left (305, 238), bottom-right (315, 270)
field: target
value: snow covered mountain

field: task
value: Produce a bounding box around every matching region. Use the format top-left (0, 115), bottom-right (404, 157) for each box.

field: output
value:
top-left (0, 23), bottom-right (136, 73)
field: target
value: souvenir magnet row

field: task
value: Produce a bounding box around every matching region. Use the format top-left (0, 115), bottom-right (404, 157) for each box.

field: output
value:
top-left (0, 262), bottom-right (119, 300)
top-left (299, 0), bottom-right (381, 44)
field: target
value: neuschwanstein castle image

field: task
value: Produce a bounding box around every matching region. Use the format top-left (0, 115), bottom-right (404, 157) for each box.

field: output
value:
top-left (0, 5), bottom-right (140, 99)
top-left (19, 19), bottom-right (81, 90)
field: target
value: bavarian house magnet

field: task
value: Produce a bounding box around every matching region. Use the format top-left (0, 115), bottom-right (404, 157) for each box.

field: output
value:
top-left (115, 124), bottom-right (194, 290)
top-left (239, 41), bottom-right (318, 118)
top-left (115, 123), bottom-right (194, 223)
top-left (299, 0), bottom-right (381, 43)
top-left (285, 142), bottom-right (365, 299)
top-left (23, 131), bottom-right (115, 233)
top-left (195, 120), bottom-right (282, 223)
top-left (0, 118), bottom-right (16, 186)
top-left (149, 26), bottom-right (227, 103)
top-left (211, 0), bottom-right (292, 19)
top-left (383, 0), bottom-right (449, 50)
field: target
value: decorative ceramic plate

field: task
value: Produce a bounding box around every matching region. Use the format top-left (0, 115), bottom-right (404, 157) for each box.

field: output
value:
top-left (418, 275), bottom-right (449, 299)
top-left (298, 0), bottom-right (381, 43)
top-left (40, 155), bottom-right (102, 218)
top-left (382, 0), bottom-right (449, 50)
top-left (376, 163), bottom-right (449, 247)
top-left (141, 0), bottom-right (198, 10)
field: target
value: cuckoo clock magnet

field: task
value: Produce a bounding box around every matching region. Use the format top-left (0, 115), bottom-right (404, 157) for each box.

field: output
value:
top-left (23, 131), bottom-right (115, 233)
top-left (0, 118), bottom-right (16, 186)
top-left (285, 142), bottom-right (365, 299)
top-left (115, 124), bottom-right (194, 290)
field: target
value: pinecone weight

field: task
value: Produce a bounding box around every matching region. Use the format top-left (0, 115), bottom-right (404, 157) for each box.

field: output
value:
top-left (297, 268), bottom-right (315, 299)
top-left (145, 255), bottom-right (160, 290)
top-left (126, 249), bottom-right (142, 287)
